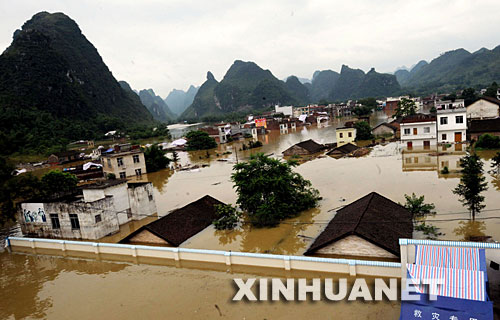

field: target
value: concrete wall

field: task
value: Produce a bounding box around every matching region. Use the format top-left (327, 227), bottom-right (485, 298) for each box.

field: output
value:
top-left (8, 237), bottom-right (402, 278)
top-left (467, 99), bottom-right (499, 120)
top-left (18, 198), bottom-right (120, 240)
top-left (128, 183), bottom-right (157, 220)
top-left (315, 235), bottom-right (398, 259)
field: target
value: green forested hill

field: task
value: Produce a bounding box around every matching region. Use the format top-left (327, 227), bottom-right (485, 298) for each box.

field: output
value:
top-left (0, 12), bottom-right (154, 155)
top-left (310, 70), bottom-right (340, 102)
top-left (182, 61), bottom-right (297, 119)
top-left (285, 76), bottom-right (310, 105)
top-left (138, 89), bottom-right (175, 122)
top-left (329, 65), bottom-right (400, 101)
top-left (402, 46), bottom-right (500, 93)
top-left (181, 72), bottom-right (220, 119)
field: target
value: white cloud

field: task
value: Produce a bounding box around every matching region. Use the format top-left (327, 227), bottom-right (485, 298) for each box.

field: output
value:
top-left (0, 0), bottom-right (499, 97)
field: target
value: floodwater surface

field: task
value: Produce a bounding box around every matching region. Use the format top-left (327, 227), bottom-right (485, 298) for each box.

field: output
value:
top-left (2, 114), bottom-right (500, 319)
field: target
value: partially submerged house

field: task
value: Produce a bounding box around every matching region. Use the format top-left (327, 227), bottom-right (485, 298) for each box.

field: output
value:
top-left (336, 126), bottom-right (356, 147)
top-left (400, 114), bottom-right (437, 149)
top-left (282, 139), bottom-right (324, 156)
top-left (326, 143), bottom-right (359, 158)
top-left (101, 144), bottom-right (146, 178)
top-left (372, 122), bottom-right (399, 138)
top-left (48, 150), bottom-right (82, 164)
top-left (305, 192), bottom-right (413, 260)
top-left (120, 195), bottom-right (224, 246)
top-left (468, 118), bottom-right (500, 140)
top-left (18, 179), bottom-right (157, 240)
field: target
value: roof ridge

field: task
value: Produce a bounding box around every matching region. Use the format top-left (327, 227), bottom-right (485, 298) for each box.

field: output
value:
top-left (352, 192), bottom-right (376, 232)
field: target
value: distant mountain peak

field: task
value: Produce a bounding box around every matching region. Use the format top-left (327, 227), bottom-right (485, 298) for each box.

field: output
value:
top-left (207, 71), bottom-right (215, 81)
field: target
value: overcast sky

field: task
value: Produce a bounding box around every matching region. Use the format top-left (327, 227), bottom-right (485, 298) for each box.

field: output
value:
top-left (1, 0), bottom-right (499, 97)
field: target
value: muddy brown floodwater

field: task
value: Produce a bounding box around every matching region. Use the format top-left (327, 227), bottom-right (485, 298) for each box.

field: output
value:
top-left (1, 113), bottom-right (500, 319)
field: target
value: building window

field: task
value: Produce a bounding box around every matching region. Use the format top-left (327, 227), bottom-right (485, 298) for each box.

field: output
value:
top-left (148, 194), bottom-right (154, 201)
top-left (339, 132), bottom-right (343, 138)
top-left (50, 214), bottom-right (60, 229)
top-left (404, 128), bottom-right (411, 135)
top-left (413, 128), bottom-right (418, 135)
top-left (119, 172), bottom-right (126, 179)
top-left (440, 117), bottom-right (448, 125)
top-left (456, 115), bottom-right (464, 124)
top-left (95, 214), bottom-right (102, 223)
top-left (348, 132), bottom-right (352, 138)
top-left (69, 214), bottom-right (80, 230)
top-left (133, 155), bottom-right (140, 163)
top-left (117, 157), bottom-right (124, 167)
top-left (107, 159), bottom-right (111, 168)
top-left (135, 168), bottom-right (142, 176)
top-left (442, 134), bottom-right (447, 141)
top-left (423, 127), bottom-right (430, 133)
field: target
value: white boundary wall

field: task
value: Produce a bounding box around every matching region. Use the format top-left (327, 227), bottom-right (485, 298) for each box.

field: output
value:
top-left (6, 237), bottom-right (400, 278)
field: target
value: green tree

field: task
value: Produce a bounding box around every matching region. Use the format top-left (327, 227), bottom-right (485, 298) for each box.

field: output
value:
top-left (475, 133), bottom-right (500, 149)
top-left (430, 106), bottom-right (437, 114)
top-left (460, 87), bottom-right (478, 106)
top-left (144, 145), bottom-right (170, 172)
top-left (212, 204), bottom-right (241, 230)
top-left (402, 193), bottom-right (435, 219)
top-left (231, 153), bottom-right (321, 227)
top-left (358, 97), bottom-right (378, 109)
top-left (453, 153), bottom-right (488, 220)
top-left (484, 82), bottom-right (499, 98)
top-left (186, 130), bottom-right (217, 151)
top-left (352, 105), bottom-right (373, 117)
top-left (354, 121), bottom-right (373, 141)
top-left (394, 98), bottom-right (417, 118)
top-left (40, 170), bottom-right (78, 197)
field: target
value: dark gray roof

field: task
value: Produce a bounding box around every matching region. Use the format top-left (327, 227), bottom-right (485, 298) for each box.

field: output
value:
top-left (288, 139), bottom-right (324, 153)
top-left (305, 192), bottom-right (413, 257)
top-left (120, 195), bottom-right (225, 246)
top-left (468, 118), bottom-right (500, 133)
top-left (326, 143), bottom-right (359, 155)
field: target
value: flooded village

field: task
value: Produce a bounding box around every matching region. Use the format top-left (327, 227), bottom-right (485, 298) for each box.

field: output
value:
top-left (2, 4), bottom-right (500, 318)
top-left (2, 94), bottom-right (500, 319)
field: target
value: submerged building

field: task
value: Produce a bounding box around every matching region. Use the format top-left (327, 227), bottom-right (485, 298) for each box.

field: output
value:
top-left (18, 179), bottom-right (157, 240)
top-left (120, 195), bottom-right (224, 246)
top-left (305, 192), bottom-right (412, 261)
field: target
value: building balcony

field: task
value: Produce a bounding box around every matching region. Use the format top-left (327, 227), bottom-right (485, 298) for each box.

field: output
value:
top-left (436, 107), bottom-right (466, 114)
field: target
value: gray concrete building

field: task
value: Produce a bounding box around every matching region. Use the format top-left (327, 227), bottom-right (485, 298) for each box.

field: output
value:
top-left (18, 179), bottom-right (157, 240)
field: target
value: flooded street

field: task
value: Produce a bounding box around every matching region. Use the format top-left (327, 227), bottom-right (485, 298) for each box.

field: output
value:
top-left (0, 252), bottom-right (400, 319)
top-left (1, 113), bottom-right (500, 319)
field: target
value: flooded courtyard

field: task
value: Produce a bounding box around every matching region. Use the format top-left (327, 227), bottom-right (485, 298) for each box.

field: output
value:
top-left (1, 114), bottom-right (500, 319)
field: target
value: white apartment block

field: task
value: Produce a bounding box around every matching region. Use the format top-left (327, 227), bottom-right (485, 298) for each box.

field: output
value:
top-left (436, 99), bottom-right (466, 143)
top-left (400, 114), bottom-right (437, 148)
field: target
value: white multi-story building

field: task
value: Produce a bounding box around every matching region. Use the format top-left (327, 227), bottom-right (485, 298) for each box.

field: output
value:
top-left (436, 99), bottom-right (466, 143)
top-left (275, 105), bottom-right (293, 117)
top-left (400, 114), bottom-right (437, 149)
